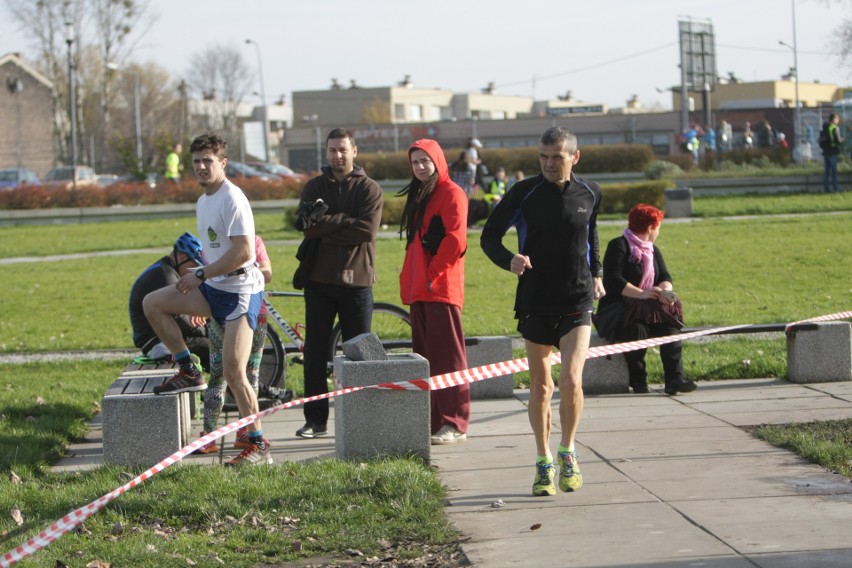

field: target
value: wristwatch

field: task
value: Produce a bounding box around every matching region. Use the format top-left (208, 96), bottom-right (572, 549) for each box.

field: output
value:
top-left (194, 268), bottom-right (206, 281)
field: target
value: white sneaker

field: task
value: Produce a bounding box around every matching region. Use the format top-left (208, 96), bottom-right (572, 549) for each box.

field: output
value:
top-left (430, 425), bottom-right (467, 445)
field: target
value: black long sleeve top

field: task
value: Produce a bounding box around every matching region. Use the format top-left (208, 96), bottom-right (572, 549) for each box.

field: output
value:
top-left (480, 173), bottom-right (603, 318)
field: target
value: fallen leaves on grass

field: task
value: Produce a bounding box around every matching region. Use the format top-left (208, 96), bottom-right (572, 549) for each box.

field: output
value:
top-left (10, 504), bottom-right (23, 526)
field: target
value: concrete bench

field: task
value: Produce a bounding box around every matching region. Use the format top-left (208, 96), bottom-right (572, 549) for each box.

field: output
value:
top-left (334, 350), bottom-right (431, 461)
top-left (583, 335), bottom-right (630, 394)
top-left (466, 336), bottom-right (514, 399)
top-left (101, 362), bottom-right (192, 467)
top-left (583, 321), bottom-right (852, 393)
top-left (787, 321), bottom-right (852, 383)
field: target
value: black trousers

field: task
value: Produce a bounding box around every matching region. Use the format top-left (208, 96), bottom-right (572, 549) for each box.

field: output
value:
top-left (302, 281), bottom-right (372, 426)
top-left (616, 321), bottom-right (684, 389)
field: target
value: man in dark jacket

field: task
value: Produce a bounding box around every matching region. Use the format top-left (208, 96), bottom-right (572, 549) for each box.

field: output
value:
top-left (295, 128), bottom-right (384, 438)
top-left (822, 113), bottom-right (843, 193)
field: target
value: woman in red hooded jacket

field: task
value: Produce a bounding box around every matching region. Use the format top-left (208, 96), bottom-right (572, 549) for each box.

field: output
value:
top-left (399, 139), bottom-right (470, 444)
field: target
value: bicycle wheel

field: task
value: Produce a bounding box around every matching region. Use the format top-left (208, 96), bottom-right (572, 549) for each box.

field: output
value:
top-left (327, 303), bottom-right (412, 363)
top-left (259, 325), bottom-right (285, 392)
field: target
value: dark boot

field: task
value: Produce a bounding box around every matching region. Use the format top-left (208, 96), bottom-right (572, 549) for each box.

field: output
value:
top-left (624, 350), bottom-right (649, 393)
top-left (664, 378), bottom-right (697, 395)
top-left (659, 330), bottom-right (695, 395)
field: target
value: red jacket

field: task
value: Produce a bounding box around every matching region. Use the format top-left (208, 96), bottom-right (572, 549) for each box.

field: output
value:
top-left (399, 139), bottom-right (468, 309)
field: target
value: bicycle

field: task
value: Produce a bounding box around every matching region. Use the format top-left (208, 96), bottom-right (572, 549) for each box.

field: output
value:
top-left (256, 290), bottom-right (412, 403)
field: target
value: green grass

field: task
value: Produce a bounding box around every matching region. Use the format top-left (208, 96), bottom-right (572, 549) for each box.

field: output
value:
top-left (753, 419), bottom-right (852, 479)
top-left (0, 456), bottom-right (457, 567)
top-left (4, 213), bottom-right (850, 352)
top-left (0, 360), bottom-right (459, 566)
top-left (1, 192), bottom-right (851, 565)
top-left (693, 191), bottom-right (852, 217)
top-left (0, 212), bottom-right (296, 259)
top-left (673, 158), bottom-right (852, 179)
top-left (0, 361), bottom-right (121, 472)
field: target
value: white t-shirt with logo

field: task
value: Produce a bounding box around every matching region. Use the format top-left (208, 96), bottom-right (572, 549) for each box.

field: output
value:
top-left (196, 178), bottom-right (264, 294)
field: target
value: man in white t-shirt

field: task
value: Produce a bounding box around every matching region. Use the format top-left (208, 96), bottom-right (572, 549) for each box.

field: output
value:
top-left (143, 132), bottom-right (271, 466)
top-left (465, 137), bottom-right (482, 189)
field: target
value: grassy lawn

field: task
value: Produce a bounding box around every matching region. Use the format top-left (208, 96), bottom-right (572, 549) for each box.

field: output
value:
top-left (693, 190), bottom-right (852, 217)
top-left (0, 362), bottom-right (461, 567)
top-left (753, 419), bottom-right (852, 479)
top-left (0, 190), bottom-right (850, 566)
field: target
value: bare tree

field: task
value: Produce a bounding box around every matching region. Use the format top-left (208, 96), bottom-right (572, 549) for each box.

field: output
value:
top-left (185, 44), bottom-right (254, 144)
top-left (4, 0), bottom-right (156, 170)
top-left (90, 0), bottom-right (157, 170)
top-left (817, 0), bottom-right (852, 73)
top-left (832, 14), bottom-right (852, 71)
top-left (107, 62), bottom-right (182, 174)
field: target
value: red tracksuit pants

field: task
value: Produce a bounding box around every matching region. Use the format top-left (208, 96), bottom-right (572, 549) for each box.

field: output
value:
top-left (410, 301), bottom-right (471, 434)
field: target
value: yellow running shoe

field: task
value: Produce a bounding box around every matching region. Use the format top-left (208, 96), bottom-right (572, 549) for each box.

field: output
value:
top-left (532, 461), bottom-right (556, 496)
top-left (558, 451), bottom-right (583, 492)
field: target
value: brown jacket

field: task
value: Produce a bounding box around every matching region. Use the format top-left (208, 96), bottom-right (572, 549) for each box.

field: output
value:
top-left (299, 165), bottom-right (383, 287)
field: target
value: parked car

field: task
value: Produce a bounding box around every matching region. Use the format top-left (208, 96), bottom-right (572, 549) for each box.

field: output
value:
top-left (0, 168), bottom-right (40, 189)
top-left (96, 174), bottom-right (119, 187)
top-left (116, 172), bottom-right (161, 188)
top-left (43, 165), bottom-right (97, 189)
top-left (247, 162), bottom-right (306, 183)
top-left (225, 161), bottom-right (281, 182)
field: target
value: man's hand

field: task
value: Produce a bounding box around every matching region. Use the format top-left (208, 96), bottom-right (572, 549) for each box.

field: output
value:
top-left (295, 198), bottom-right (329, 231)
top-left (176, 272), bottom-right (202, 295)
top-left (593, 277), bottom-right (606, 300)
top-left (510, 254), bottom-right (532, 276)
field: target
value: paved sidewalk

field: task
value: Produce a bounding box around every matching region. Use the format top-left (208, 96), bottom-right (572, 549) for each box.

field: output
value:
top-left (55, 378), bottom-right (852, 567)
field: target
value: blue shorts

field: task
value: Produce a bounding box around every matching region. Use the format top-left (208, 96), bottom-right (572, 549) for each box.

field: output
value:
top-left (518, 311), bottom-right (592, 348)
top-left (199, 283), bottom-right (263, 330)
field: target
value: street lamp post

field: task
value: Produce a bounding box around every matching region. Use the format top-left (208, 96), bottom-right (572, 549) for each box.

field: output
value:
top-left (65, 21), bottom-right (77, 170)
top-left (303, 114), bottom-right (321, 173)
top-left (134, 73), bottom-right (143, 173)
top-left (245, 39), bottom-right (270, 163)
top-left (780, 0), bottom-right (802, 162)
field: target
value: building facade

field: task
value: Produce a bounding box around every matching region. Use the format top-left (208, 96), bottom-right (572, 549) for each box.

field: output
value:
top-left (0, 53), bottom-right (56, 177)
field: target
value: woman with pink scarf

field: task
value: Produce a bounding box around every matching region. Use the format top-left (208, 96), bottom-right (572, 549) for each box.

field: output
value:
top-left (594, 204), bottom-right (696, 395)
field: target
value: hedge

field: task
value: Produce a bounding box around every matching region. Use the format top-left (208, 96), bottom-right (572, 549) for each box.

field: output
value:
top-left (283, 181), bottom-right (669, 230)
top-left (356, 144), bottom-right (656, 180)
top-left (0, 178), bottom-right (301, 210)
top-left (661, 146), bottom-right (794, 172)
top-left (598, 180), bottom-right (669, 214)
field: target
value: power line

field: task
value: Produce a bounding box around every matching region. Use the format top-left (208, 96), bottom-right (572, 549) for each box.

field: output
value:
top-left (495, 42), bottom-right (678, 90)
top-left (717, 42), bottom-right (840, 56)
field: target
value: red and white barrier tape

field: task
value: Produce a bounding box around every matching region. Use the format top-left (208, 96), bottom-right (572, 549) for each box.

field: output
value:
top-left (786, 310), bottom-right (852, 330)
top-left (3, 311), bottom-right (850, 567)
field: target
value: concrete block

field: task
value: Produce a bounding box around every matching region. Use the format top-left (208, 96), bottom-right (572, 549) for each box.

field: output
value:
top-left (342, 332), bottom-right (388, 361)
top-left (466, 336), bottom-right (514, 399)
top-left (102, 393), bottom-right (189, 467)
top-left (335, 353), bottom-right (430, 461)
top-left (665, 187), bottom-right (693, 218)
top-left (787, 322), bottom-right (852, 383)
top-left (583, 335), bottom-right (630, 394)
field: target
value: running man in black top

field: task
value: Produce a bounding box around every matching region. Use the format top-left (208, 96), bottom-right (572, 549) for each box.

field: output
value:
top-left (481, 126), bottom-right (605, 497)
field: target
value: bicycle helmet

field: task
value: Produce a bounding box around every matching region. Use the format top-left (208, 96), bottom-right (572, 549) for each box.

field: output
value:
top-left (174, 232), bottom-right (204, 265)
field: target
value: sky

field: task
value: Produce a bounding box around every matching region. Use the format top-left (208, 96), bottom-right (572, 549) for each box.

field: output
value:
top-left (1, 0), bottom-right (850, 111)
